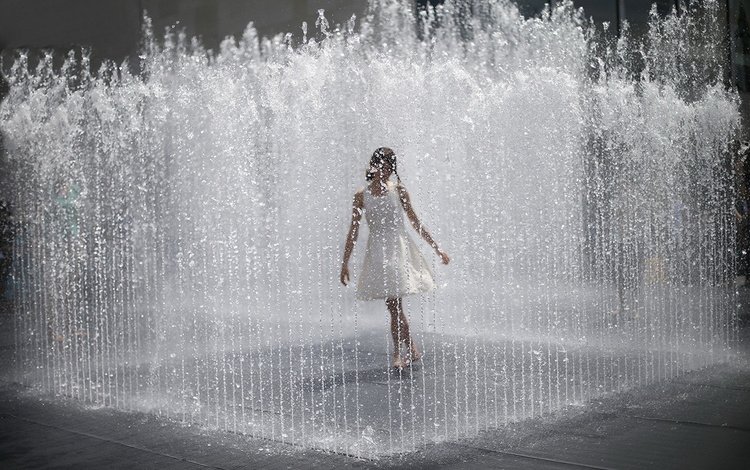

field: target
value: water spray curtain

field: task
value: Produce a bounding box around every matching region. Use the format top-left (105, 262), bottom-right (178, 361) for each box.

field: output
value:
top-left (0, 0), bottom-right (740, 457)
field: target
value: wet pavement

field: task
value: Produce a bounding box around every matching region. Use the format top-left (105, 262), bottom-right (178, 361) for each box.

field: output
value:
top-left (1, 350), bottom-right (749, 468)
top-left (0, 297), bottom-right (749, 468)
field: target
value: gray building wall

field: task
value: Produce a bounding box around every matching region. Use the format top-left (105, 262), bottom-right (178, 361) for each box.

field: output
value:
top-left (0, 0), bottom-right (368, 70)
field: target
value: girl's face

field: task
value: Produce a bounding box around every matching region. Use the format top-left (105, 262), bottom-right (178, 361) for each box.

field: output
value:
top-left (369, 160), bottom-right (393, 181)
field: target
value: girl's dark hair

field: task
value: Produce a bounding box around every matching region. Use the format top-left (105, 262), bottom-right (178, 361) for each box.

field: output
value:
top-left (365, 147), bottom-right (401, 183)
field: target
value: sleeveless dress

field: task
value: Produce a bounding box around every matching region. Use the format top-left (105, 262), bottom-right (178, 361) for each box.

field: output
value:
top-left (355, 180), bottom-right (436, 301)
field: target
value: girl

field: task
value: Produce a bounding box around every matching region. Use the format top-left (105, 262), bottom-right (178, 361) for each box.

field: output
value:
top-left (340, 147), bottom-right (450, 369)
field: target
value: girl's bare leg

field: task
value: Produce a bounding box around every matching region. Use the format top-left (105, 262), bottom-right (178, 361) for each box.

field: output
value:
top-left (386, 298), bottom-right (405, 368)
top-left (386, 297), bottom-right (420, 367)
top-left (403, 307), bottom-right (421, 363)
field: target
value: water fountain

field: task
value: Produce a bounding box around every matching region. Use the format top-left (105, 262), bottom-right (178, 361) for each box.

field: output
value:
top-left (0, 0), bottom-right (740, 458)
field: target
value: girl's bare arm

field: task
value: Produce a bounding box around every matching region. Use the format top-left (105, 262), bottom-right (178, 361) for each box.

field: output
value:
top-left (397, 184), bottom-right (441, 253)
top-left (342, 190), bottom-right (364, 267)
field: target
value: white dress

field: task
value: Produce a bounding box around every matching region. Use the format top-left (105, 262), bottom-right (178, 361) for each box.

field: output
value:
top-left (355, 180), bottom-right (436, 301)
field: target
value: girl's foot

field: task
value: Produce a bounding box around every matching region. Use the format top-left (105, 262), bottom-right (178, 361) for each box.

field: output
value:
top-left (411, 346), bottom-right (422, 362)
top-left (392, 353), bottom-right (406, 369)
top-left (405, 344), bottom-right (422, 365)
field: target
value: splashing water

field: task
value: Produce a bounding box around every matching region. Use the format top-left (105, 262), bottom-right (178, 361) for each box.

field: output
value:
top-left (0, 0), bottom-right (740, 458)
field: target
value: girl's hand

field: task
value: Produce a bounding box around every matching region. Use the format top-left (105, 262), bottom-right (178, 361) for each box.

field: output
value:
top-left (437, 249), bottom-right (450, 265)
top-left (340, 264), bottom-right (350, 286)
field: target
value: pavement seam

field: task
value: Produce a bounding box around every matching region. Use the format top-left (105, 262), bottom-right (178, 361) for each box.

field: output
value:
top-left (452, 444), bottom-right (619, 470)
top-left (671, 381), bottom-right (750, 392)
top-left (0, 412), bottom-right (227, 469)
top-left (625, 414), bottom-right (750, 433)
